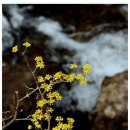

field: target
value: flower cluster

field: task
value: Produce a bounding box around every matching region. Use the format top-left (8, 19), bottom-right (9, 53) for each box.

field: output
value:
top-left (55, 116), bottom-right (63, 122)
top-left (53, 71), bottom-right (63, 80)
top-left (37, 76), bottom-right (45, 83)
top-left (45, 74), bottom-right (52, 80)
top-left (34, 56), bottom-right (45, 69)
top-left (31, 109), bottom-right (43, 129)
top-left (40, 83), bottom-right (52, 92)
top-left (12, 45), bottom-right (18, 53)
top-left (28, 125), bottom-right (32, 130)
top-left (37, 99), bottom-right (48, 108)
top-left (30, 89), bottom-right (62, 128)
top-left (52, 116), bottom-right (75, 130)
top-left (76, 74), bottom-right (87, 85)
top-left (47, 91), bottom-right (62, 101)
top-left (83, 64), bottom-right (91, 74)
top-left (12, 41), bottom-right (31, 53)
top-left (23, 41), bottom-right (31, 48)
top-left (70, 64), bottom-right (78, 69)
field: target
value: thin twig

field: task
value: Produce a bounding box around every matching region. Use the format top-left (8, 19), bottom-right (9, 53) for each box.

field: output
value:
top-left (22, 52), bottom-right (43, 99)
top-left (2, 115), bottom-right (13, 122)
top-left (2, 72), bottom-right (39, 129)
top-left (23, 83), bottom-right (35, 90)
top-left (2, 91), bottom-right (19, 130)
top-left (47, 113), bottom-right (51, 130)
top-left (19, 87), bottom-right (38, 102)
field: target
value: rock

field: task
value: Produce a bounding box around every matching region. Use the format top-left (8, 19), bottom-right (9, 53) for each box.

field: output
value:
top-left (92, 71), bottom-right (128, 130)
top-left (96, 71), bottom-right (128, 118)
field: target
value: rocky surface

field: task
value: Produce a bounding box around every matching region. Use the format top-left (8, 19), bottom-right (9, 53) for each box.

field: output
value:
top-left (91, 71), bottom-right (128, 130)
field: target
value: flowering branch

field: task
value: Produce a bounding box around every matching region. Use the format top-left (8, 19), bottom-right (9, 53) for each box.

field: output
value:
top-left (3, 42), bottom-right (91, 130)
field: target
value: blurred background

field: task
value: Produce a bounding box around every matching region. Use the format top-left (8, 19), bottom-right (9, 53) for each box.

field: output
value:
top-left (2, 4), bottom-right (128, 130)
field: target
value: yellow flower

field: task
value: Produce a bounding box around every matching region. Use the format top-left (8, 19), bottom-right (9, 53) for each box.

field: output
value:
top-left (37, 114), bottom-right (44, 121)
top-left (37, 99), bottom-right (47, 108)
top-left (70, 64), bottom-right (78, 69)
top-left (53, 117), bottom-right (75, 130)
top-left (35, 109), bottom-right (42, 114)
top-left (80, 79), bottom-right (87, 85)
top-left (34, 56), bottom-right (43, 62)
top-left (31, 108), bottom-right (44, 128)
top-left (37, 76), bottom-right (44, 83)
top-left (67, 118), bottom-right (75, 124)
top-left (31, 109), bottom-right (43, 122)
top-left (76, 74), bottom-right (87, 85)
top-left (55, 116), bottom-right (63, 122)
top-left (48, 99), bottom-right (55, 105)
top-left (23, 41), bottom-right (31, 47)
top-left (34, 121), bottom-right (41, 129)
top-left (47, 91), bottom-right (62, 103)
top-left (45, 74), bottom-right (52, 80)
top-left (47, 107), bottom-right (54, 113)
top-left (83, 64), bottom-right (91, 74)
top-left (40, 83), bottom-right (52, 92)
top-left (12, 45), bottom-right (18, 53)
top-left (44, 112), bottom-right (51, 121)
top-left (36, 61), bottom-right (45, 69)
top-left (76, 74), bottom-right (84, 80)
top-left (34, 56), bottom-right (45, 69)
top-left (64, 74), bottom-right (75, 82)
top-left (28, 125), bottom-right (32, 130)
top-left (53, 71), bottom-right (63, 80)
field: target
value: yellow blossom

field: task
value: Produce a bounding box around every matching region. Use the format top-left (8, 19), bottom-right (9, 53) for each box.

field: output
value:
top-left (34, 56), bottom-right (43, 62)
top-left (76, 74), bottom-right (87, 85)
top-left (12, 45), bottom-right (18, 53)
top-left (35, 109), bottom-right (42, 114)
top-left (67, 118), bottom-right (75, 124)
top-left (64, 74), bottom-right (75, 82)
top-left (53, 71), bottom-right (63, 80)
top-left (44, 112), bottom-right (50, 121)
top-left (55, 116), bottom-right (63, 122)
top-left (80, 79), bottom-right (87, 85)
top-left (40, 83), bottom-right (52, 92)
top-left (83, 64), bottom-right (91, 74)
top-left (47, 91), bottom-right (62, 101)
top-left (37, 114), bottom-right (44, 121)
top-left (37, 99), bottom-right (47, 108)
top-left (36, 61), bottom-right (45, 69)
top-left (76, 74), bottom-right (84, 80)
top-left (37, 76), bottom-right (44, 83)
top-left (47, 107), bottom-right (54, 113)
top-left (45, 74), bottom-right (52, 80)
top-left (23, 41), bottom-right (31, 47)
top-left (34, 56), bottom-right (45, 69)
top-left (48, 99), bottom-right (55, 105)
top-left (31, 109), bottom-right (44, 125)
top-left (53, 117), bottom-right (75, 130)
top-left (34, 121), bottom-right (41, 129)
top-left (28, 125), bottom-right (32, 130)
top-left (70, 64), bottom-right (78, 69)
